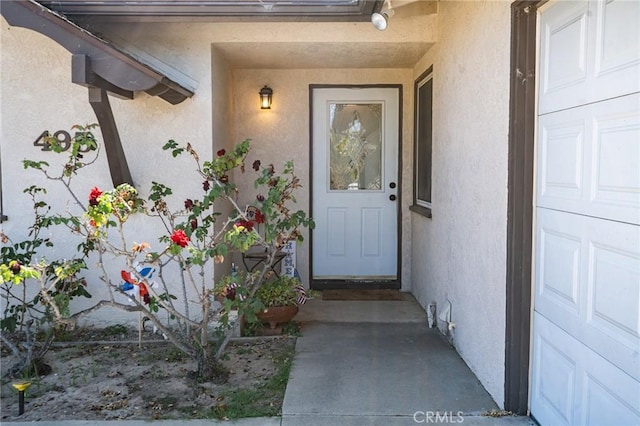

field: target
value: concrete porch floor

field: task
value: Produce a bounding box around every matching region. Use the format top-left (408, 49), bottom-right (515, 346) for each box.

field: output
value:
top-left (295, 291), bottom-right (428, 323)
top-left (282, 292), bottom-right (536, 425)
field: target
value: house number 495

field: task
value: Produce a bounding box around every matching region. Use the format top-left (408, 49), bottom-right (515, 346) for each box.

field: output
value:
top-left (33, 130), bottom-right (92, 153)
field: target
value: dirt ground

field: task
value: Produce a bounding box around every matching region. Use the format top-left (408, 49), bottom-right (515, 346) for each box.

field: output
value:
top-left (0, 326), bottom-right (296, 422)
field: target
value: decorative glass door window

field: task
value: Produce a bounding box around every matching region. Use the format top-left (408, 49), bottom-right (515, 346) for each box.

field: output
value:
top-left (328, 103), bottom-right (383, 191)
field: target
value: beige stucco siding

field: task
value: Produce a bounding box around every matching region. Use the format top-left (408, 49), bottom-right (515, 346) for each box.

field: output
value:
top-left (411, 0), bottom-right (512, 406)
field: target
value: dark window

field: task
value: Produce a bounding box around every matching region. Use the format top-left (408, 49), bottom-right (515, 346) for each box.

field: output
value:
top-left (412, 66), bottom-right (433, 217)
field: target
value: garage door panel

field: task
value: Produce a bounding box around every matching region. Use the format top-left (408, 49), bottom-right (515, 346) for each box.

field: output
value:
top-left (592, 100), bottom-right (640, 213)
top-left (535, 209), bottom-right (586, 334)
top-left (537, 221), bottom-right (582, 314)
top-left (539, 0), bottom-right (640, 115)
top-left (532, 327), bottom-right (577, 425)
top-left (535, 208), bottom-right (639, 380)
top-left (532, 314), bottom-right (640, 426)
top-left (593, 0), bottom-right (640, 97)
top-left (587, 221), bottom-right (640, 352)
top-left (539, 0), bottom-right (589, 114)
top-left (583, 371), bottom-right (640, 426)
top-left (537, 93), bottom-right (640, 225)
top-left (539, 118), bottom-right (584, 201)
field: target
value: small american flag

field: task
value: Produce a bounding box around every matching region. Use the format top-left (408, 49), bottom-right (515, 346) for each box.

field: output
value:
top-left (294, 284), bottom-right (308, 305)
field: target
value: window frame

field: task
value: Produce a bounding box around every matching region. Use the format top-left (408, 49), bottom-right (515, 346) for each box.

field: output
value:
top-left (411, 66), bottom-right (434, 218)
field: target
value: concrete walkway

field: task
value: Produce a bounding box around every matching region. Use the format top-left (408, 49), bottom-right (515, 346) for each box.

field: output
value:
top-left (284, 322), bottom-right (497, 419)
top-left (3, 294), bottom-right (535, 426)
top-left (280, 295), bottom-right (535, 425)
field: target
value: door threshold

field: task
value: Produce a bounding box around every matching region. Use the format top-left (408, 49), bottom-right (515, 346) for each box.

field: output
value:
top-left (311, 279), bottom-right (400, 290)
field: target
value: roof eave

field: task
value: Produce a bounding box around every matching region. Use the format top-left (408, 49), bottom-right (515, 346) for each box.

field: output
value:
top-left (1, 0), bottom-right (194, 105)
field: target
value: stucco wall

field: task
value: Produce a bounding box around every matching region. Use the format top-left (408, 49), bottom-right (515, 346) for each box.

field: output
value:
top-left (0, 18), bottom-right (214, 326)
top-left (410, 0), bottom-right (512, 406)
top-left (231, 68), bottom-right (414, 289)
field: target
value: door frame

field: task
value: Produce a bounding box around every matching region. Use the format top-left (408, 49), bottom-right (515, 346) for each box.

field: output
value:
top-left (308, 84), bottom-right (403, 290)
top-left (505, 0), bottom-right (545, 415)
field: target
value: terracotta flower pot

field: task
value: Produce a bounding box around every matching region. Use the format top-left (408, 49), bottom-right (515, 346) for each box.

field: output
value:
top-left (256, 305), bottom-right (299, 329)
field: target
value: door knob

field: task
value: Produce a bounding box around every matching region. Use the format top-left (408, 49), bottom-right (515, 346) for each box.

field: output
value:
top-left (389, 194), bottom-right (397, 201)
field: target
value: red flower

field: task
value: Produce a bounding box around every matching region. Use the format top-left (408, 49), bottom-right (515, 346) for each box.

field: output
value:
top-left (190, 219), bottom-right (198, 231)
top-left (256, 194), bottom-right (265, 202)
top-left (184, 199), bottom-right (194, 211)
top-left (203, 180), bottom-right (210, 191)
top-left (217, 149), bottom-right (226, 157)
top-left (254, 210), bottom-right (265, 224)
top-left (170, 229), bottom-right (190, 248)
top-left (252, 160), bottom-right (261, 171)
top-left (89, 187), bottom-right (102, 206)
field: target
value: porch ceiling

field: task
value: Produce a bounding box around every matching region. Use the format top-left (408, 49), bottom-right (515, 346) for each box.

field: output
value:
top-left (33, 0), bottom-right (437, 70)
top-left (213, 41), bottom-right (433, 69)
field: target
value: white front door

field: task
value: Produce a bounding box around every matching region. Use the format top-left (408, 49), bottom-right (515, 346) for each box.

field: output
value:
top-left (311, 86), bottom-right (399, 282)
top-left (530, 1), bottom-right (640, 425)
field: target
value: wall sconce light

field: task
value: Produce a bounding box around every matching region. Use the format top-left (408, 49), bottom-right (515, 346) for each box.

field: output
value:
top-left (259, 85), bottom-right (273, 109)
top-left (371, 0), bottom-right (394, 31)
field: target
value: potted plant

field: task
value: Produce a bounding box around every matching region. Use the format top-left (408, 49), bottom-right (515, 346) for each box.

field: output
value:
top-left (253, 275), bottom-right (308, 329)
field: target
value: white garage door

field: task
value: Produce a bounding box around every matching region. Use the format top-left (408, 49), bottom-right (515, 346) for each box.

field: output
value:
top-left (530, 1), bottom-right (640, 425)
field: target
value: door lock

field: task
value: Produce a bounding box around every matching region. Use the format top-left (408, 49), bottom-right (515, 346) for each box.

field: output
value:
top-left (389, 194), bottom-right (397, 201)
top-left (389, 182), bottom-right (397, 189)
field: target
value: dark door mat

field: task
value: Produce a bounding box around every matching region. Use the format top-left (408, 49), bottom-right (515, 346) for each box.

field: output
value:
top-left (322, 289), bottom-right (404, 301)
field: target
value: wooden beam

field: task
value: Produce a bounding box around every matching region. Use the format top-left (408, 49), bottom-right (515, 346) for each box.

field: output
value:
top-left (88, 88), bottom-right (133, 187)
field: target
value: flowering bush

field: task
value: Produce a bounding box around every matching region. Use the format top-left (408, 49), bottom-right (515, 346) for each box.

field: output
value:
top-left (1, 126), bottom-right (314, 378)
top-left (1, 184), bottom-right (92, 377)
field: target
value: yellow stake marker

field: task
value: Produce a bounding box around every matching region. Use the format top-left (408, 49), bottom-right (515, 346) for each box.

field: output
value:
top-left (12, 381), bottom-right (31, 415)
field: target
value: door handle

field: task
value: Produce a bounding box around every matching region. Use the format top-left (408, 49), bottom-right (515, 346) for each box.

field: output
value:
top-left (389, 194), bottom-right (397, 201)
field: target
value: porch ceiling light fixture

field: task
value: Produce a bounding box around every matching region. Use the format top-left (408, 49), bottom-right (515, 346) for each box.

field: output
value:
top-left (259, 85), bottom-right (273, 109)
top-left (371, 0), bottom-right (394, 31)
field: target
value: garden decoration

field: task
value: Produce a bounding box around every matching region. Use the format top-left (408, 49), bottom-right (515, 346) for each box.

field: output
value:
top-left (120, 265), bottom-right (159, 305)
top-left (0, 124), bottom-right (314, 380)
top-left (119, 263), bottom-right (161, 346)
